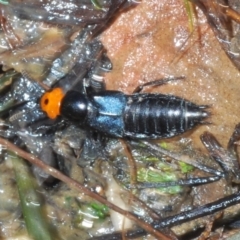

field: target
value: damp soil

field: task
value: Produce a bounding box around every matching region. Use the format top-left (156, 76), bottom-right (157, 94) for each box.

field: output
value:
top-left (102, 0), bottom-right (240, 151)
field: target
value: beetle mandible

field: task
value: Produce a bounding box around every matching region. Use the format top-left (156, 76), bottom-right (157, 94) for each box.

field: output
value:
top-left (40, 77), bottom-right (209, 139)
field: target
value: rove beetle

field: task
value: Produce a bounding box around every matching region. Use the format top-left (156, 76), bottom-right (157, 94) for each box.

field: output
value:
top-left (40, 77), bottom-right (209, 139)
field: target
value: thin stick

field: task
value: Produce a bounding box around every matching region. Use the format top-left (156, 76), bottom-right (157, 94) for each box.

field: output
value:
top-left (140, 140), bottom-right (224, 177)
top-left (120, 140), bottom-right (137, 185)
top-left (0, 137), bottom-right (171, 240)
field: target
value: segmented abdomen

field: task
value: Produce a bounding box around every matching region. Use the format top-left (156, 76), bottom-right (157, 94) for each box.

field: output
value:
top-left (123, 94), bottom-right (209, 139)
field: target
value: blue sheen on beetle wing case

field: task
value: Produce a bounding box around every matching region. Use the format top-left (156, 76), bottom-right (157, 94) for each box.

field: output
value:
top-left (88, 91), bottom-right (127, 137)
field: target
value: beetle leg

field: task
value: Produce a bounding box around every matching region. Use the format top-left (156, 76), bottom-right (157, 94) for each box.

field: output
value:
top-left (78, 131), bottom-right (108, 167)
top-left (85, 50), bottom-right (111, 93)
top-left (132, 76), bottom-right (185, 93)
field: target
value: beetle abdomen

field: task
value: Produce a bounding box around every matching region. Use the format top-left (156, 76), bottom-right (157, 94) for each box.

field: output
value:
top-left (123, 94), bottom-right (209, 139)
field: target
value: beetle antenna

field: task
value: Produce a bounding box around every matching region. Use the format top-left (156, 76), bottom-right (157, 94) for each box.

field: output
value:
top-left (133, 76), bottom-right (185, 93)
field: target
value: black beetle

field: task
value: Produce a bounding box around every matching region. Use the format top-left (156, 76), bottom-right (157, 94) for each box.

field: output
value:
top-left (40, 77), bottom-right (209, 139)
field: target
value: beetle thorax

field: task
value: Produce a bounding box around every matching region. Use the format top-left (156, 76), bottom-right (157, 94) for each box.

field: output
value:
top-left (60, 90), bottom-right (88, 122)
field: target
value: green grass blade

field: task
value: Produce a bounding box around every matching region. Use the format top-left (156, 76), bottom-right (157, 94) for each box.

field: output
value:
top-left (9, 152), bottom-right (53, 240)
top-left (183, 0), bottom-right (194, 32)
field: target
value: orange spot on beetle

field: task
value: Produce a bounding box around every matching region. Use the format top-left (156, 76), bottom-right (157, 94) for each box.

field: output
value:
top-left (40, 88), bottom-right (64, 119)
